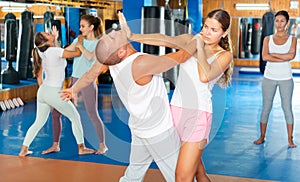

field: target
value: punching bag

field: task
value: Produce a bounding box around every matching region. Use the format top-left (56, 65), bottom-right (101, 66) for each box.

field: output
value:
top-left (260, 12), bottom-right (274, 73)
top-left (1, 13), bottom-right (19, 84)
top-left (44, 11), bottom-right (54, 33)
top-left (141, 6), bottom-right (165, 55)
top-left (163, 3), bottom-right (177, 89)
top-left (16, 10), bottom-right (34, 80)
top-left (51, 19), bottom-right (63, 46)
top-left (251, 18), bottom-right (262, 55)
top-left (245, 22), bottom-right (252, 58)
top-left (239, 18), bottom-right (248, 58)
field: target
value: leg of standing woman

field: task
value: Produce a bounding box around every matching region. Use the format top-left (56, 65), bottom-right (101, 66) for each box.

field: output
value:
top-left (73, 78), bottom-right (107, 154)
top-left (19, 86), bottom-right (53, 156)
top-left (278, 79), bottom-right (296, 148)
top-left (45, 85), bottom-right (95, 155)
top-left (254, 78), bottom-right (277, 144)
top-left (42, 108), bottom-right (62, 154)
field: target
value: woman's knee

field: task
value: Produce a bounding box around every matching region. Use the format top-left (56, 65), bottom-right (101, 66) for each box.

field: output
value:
top-left (175, 166), bottom-right (196, 182)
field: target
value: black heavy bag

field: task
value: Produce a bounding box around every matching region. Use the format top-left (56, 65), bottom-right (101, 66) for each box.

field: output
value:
top-left (163, 4), bottom-right (177, 89)
top-left (44, 11), bottom-right (54, 33)
top-left (164, 4), bottom-right (174, 54)
top-left (51, 19), bottom-right (62, 46)
top-left (16, 10), bottom-right (34, 80)
top-left (4, 13), bottom-right (17, 62)
top-left (239, 18), bottom-right (248, 58)
top-left (141, 6), bottom-right (165, 55)
top-left (245, 23), bottom-right (252, 58)
top-left (260, 12), bottom-right (274, 73)
top-left (251, 18), bottom-right (262, 55)
top-left (1, 13), bottom-right (19, 84)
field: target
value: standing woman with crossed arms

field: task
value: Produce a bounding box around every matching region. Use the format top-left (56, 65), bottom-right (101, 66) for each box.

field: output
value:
top-left (254, 10), bottom-right (297, 148)
top-left (19, 29), bottom-right (95, 156)
top-left (43, 15), bottom-right (108, 155)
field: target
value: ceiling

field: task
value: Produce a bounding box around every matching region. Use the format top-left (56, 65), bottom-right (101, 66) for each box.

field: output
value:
top-left (0, 0), bottom-right (122, 10)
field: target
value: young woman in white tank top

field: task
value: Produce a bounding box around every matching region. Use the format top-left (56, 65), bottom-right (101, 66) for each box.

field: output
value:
top-left (254, 10), bottom-right (297, 148)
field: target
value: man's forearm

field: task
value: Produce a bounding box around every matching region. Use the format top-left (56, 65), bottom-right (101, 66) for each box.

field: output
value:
top-left (72, 61), bottom-right (104, 94)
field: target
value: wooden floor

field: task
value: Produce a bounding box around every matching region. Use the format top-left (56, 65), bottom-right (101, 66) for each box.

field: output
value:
top-left (3, 67), bottom-right (297, 181)
top-left (0, 154), bottom-right (275, 182)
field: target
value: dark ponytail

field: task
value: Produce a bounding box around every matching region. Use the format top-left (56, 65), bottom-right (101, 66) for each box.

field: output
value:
top-left (32, 32), bottom-right (49, 78)
top-left (32, 47), bottom-right (42, 78)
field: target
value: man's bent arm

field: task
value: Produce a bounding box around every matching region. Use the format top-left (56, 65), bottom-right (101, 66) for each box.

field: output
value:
top-left (72, 61), bottom-right (108, 94)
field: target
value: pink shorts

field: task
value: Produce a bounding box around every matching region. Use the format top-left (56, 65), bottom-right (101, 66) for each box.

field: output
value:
top-left (170, 105), bottom-right (212, 143)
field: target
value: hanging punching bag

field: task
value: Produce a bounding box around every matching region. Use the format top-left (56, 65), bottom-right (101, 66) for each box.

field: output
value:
top-left (251, 18), bottom-right (262, 55)
top-left (141, 6), bottom-right (165, 55)
top-left (1, 13), bottom-right (19, 84)
top-left (260, 12), bottom-right (274, 73)
top-left (239, 18), bottom-right (248, 58)
top-left (164, 3), bottom-right (174, 54)
top-left (163, 3), bottom-right (177, 89)
top-left (44, 11), bottom-right (54, 33)
top-left (51, 19), bottom-right (62, 46)
top-left (245, 22), bottom-right (252, 58)
top-left (16, 10), bottom-right (34, 80)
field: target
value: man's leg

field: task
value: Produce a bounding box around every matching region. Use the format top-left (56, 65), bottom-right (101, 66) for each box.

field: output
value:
top-left (147, 127), bottom-right (181, 182)
top-left (120, 134), bottom-right (153, 182)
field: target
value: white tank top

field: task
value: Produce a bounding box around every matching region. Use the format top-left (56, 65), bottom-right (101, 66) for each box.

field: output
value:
top-left (264, 35), bottom-right (293, 80)
top-left (170, 53), bottom-right (223, 112)
top-left (109, 52), bottom-right (173, 138)
top-left (38, 47), bottom-right (66, 87)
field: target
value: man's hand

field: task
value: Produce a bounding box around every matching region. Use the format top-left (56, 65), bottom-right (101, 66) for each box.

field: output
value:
top-left (118, 12), bottom-right (132, 39)
top-left (59, 88), bottom-right (79, 106)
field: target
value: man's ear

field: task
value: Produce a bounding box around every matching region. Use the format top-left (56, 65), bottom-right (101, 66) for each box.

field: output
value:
top-left (118, 48), bottom-right (127, 59)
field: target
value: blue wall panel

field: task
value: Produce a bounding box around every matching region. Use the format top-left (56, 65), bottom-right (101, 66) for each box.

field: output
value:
top-left (122, 0), bottom-right (146, 51)
top-left (187, 0), bottom-right (202, 34)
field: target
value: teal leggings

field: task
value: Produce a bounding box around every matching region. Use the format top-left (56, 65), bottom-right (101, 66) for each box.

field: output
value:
top-left (22, 84), bottom-right (84, 147)
top-left (260, 77), bottom-right (294, 124)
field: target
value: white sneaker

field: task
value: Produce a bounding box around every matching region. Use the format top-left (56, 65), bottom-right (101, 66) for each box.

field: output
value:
top-left (4, 100), bottom-right (11, 110)
top-left (12, 98), bottom-right (20, 107)
top-left (8, 99), bottom-right (15, 109)
top-left (17, 97), bottom-right (24, 106)
top-left (0, 101), bottom-right (6, 111)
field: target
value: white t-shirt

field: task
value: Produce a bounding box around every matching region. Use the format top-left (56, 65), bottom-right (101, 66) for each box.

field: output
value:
top-left (38, 47), bottom-right (66, 87)
top-left (170, 55), bottom-right (223, 113)
top-left (109, 53), bottom-right (173, 138)
top-left (264, 35), bottom-right (293, 80)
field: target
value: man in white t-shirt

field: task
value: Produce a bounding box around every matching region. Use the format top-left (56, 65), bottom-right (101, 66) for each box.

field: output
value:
top-left (60, 28), bottom-right (195, 181)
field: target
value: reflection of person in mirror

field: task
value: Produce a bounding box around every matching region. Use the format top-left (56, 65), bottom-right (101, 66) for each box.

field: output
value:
top-left (254, 10), bottom-right (297, 148)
